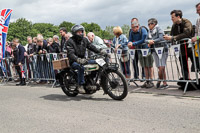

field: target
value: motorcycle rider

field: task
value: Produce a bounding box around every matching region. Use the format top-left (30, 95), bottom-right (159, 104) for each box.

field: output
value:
top-left (66, 25), bottom-right (107, 93)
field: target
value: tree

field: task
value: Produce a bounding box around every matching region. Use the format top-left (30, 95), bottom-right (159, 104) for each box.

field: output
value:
top-left (59, 21), bottom-right (75, 33)
top-left (7, 18), bottom-right (33, 45)
top-left (121, 24), bottom-right (130, 38)
top-left (33, 23), bottom-right (59, 38)
top-left (81, 22), bottom-right (101, 33)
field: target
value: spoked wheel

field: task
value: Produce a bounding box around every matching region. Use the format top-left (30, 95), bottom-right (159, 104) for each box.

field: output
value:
top-left (61, 73), bottom-right (78, 97)
top-left (101, 70), bottom-right (128, 100)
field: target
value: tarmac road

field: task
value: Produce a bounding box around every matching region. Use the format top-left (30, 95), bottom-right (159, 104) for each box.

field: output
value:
top-left (0, 85), bottom-right (200, 133)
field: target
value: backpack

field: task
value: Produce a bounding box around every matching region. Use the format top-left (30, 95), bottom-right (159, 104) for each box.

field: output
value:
top-left (128, 26), bottom-right (149, 39)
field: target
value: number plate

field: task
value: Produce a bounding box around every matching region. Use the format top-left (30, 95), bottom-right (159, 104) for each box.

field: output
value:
top-left (96, 58), bottom-right (106, 66)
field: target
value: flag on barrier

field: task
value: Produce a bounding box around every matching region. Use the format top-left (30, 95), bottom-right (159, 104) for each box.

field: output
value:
top-left (141, 49), bottom-right (149, 57)
top-left (105, 48), bottom-right (111, 54)
top-left (129, 49), bottom-right (135, 59)
top-left (171, 44), bottom-right (180, 58)
top-left (0, 9), bottom-right (13, 59)
top-left (155, 47), bottom-right (164, 59)
top-left (117, 49), bottom-right (122, 59)
top-left (46, 54), bottom-right (50, 62)
top-left (62, 54), bottom-right (67, 58)
top-left (20, 65), bottom-right (25, 78)
top-left (53, 53), bottom-right (57, 60)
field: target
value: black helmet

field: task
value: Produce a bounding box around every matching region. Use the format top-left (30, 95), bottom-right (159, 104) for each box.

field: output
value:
top-left (71, 25), bottom-right (85, 41)
top-left (71, 25), bottom-right (85, 35)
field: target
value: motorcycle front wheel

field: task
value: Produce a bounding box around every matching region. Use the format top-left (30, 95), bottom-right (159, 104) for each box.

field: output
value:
top-left (101, 70), bottom-right (128, 100)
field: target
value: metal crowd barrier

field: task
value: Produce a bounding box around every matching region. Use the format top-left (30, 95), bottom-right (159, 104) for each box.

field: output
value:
top-left (0, 38), bottom-right (199, 93)
top-left (106, 38), bottom-right (200, 94)
top-left (0, 53), bottom-right (68, 87)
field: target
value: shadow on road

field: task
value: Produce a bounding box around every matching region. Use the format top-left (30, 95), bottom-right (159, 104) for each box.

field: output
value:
top-left (40, 94), bottom-right (119, 102)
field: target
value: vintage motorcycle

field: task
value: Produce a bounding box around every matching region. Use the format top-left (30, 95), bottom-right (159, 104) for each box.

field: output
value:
top-left (58, 50), bottom-right (128, 100)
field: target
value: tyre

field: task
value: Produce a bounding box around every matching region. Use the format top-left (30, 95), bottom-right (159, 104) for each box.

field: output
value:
top-left (61, 73), bottom-right (78, 97)
top-left (101, 70), bottom-right (128, 100)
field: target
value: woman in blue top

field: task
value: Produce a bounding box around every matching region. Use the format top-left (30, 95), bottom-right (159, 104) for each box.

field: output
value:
top-left (113, 26), bottom-right (131, 78)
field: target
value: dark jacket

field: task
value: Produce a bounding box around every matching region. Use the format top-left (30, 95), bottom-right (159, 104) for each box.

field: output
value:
top-left (60, 36), bottom-right (66, 52)
top-left (47, 42), bottom-right (60, 53)
top-left (66, 37), bottom-right (100, 64)
top-left (5, 50), bottom-right (11, 58)
top-left (170, 18), bottom-right (193, 56)
top-left (36, 43), bottom-right (48, 54)
top-left (27, 43), bottom-right (36, 55)
top-left (13, 44), bottom-right (26, 65)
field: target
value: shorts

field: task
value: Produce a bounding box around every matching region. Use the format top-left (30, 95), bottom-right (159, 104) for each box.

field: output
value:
top-left (152, 51), bottom-right (168, 67)
top-left (139, 53), bottom-right (154, 67)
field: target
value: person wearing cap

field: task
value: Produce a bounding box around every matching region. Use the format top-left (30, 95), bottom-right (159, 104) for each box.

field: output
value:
top-left (128, 18), bottom-right (154, 88)
top-left (128, 18), bottom-right (145, 80)
top-left (146, 18), bottom-right (169, 89)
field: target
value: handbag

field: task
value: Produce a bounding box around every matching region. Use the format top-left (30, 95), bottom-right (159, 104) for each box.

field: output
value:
top-left (121, 52), bottom-right (130, 62)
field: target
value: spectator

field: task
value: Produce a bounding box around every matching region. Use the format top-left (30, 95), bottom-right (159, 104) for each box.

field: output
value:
top-left (146, 18), bottom-right (169, 89)
top-left (36, 35), bottom-right (48, 54)
top-left (65, 32), bottom-right (72, 42)
top-left (27, 36), bottom-right (36, 56)
top-left (191, 3), bottom-right (200, 70)
top-left (12, 38), bottom-right (26, 86)
top-left (128, 18), bottom-right (145, 80)
top-left (47, 38), bottom-right (60, 53)
top-left (35, 35), bottom-right (48, 84)
top-left (63, 32), bottom-right (72, 52)
top-left (164, 10), bottom-right (193, 85)
top-left (87, 32), bottom-right (107, 49)
top-left (113, 26), bottom-right (131, 78)
top-left (87, 32), bottom-right (107, 57)
top-left (5, 41), bottom-right (11, 57)
top-left (128, 19), bottom-right (154, 88)
top-left (33, 37), bottom-right (37, 44)
top-left (53, 35), bottom-right (60, 44)
top-left (59, 27), bottom-right (67, 52)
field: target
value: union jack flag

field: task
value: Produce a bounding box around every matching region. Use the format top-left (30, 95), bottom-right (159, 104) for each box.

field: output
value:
top-left (0, 9), bottom-right (12, 59)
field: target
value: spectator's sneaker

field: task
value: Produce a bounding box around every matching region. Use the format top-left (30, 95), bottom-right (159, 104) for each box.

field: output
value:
top-left (146, 82), bottom-right (154, 89)
top-left (156, 82), bottom-right (161, 89)
top-left (78, 85), bottom-right (86, 94)
top-left (160, 84), bottom-right (169, 90)
top-left (141, 82), bottom-right (148, 88)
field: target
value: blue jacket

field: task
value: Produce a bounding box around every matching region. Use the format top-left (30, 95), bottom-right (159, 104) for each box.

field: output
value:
top-left (128, 27), bottom-right (148, 48)
top-left (113, 34), bottom-right (128, 51)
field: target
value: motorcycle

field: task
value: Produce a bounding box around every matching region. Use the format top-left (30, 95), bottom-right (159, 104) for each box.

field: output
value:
top-left (58, 49), bottom-right (128, 100)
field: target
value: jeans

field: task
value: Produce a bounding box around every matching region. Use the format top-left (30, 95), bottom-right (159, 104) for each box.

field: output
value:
top-left (71, 60), bottom-right (96, 85)
top-left (132, 51), bottom-right (145, 79)
top-left (120, 59), bottom-right (131, 77)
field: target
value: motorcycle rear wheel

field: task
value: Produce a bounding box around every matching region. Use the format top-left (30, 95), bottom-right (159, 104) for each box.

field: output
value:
top-left (61, 73), bottom-right (78, 97)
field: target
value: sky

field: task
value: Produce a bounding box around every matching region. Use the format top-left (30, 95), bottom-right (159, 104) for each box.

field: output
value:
top-left (1, 0), bottom-right (200, 30)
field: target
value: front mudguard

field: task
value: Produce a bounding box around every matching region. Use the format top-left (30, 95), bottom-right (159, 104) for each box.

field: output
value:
top-left (56, 68), bottom-right (70, 86)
